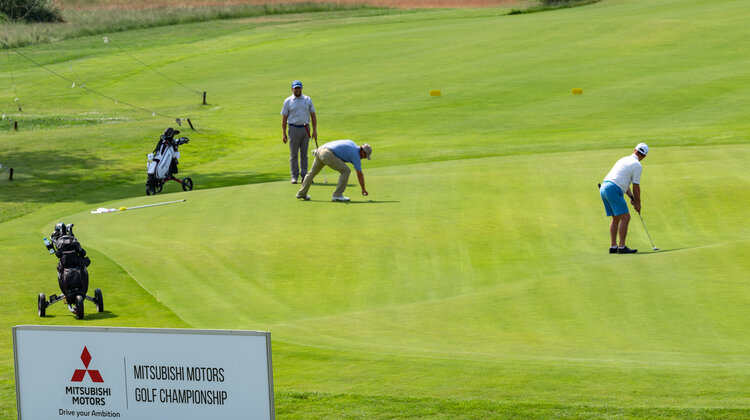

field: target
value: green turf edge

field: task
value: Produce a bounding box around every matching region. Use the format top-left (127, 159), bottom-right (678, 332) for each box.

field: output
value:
top-left (275, 390), bottom-right (750, 419)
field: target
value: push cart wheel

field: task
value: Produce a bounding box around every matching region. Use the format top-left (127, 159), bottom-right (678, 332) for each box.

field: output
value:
top-left (75, 295), bottom-right (85, 320)
top-left (95, 289), bottom-right (104, 313)
top-left (38, 293), bottom-right (47, 317)
top-left (156, 184), bottom-right (163, 193)
top-left (182, 177), bottom-right (193, 191)
top-left (146, 185), bottom-right (155, 196)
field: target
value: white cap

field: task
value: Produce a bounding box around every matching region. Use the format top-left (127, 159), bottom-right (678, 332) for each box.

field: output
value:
top-left (635, 143), bottom-right (649, 156)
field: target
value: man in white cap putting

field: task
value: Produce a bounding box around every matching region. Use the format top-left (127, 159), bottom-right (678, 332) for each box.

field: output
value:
top-left (599, 143), bottom-right (649, 254)
top-left (296, 140), bottom-right (371, 202)
top-left (281, 80), bottom-right (317, 184)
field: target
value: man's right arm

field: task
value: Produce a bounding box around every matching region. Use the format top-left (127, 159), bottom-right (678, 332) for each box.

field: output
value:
top-left (281, 115), bottom-right (288, 144)
top-left (356, 170), bottom-right (368, 196)
top-left (632, 183), bottom-right (641, 213)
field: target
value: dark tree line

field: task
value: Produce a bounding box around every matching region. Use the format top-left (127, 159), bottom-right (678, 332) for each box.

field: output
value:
top-left (1, 0), bottom-right (64, 23)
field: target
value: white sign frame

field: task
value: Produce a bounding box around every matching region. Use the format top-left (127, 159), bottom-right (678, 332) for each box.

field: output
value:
top-left (13, 325), bottom-right (274, 420)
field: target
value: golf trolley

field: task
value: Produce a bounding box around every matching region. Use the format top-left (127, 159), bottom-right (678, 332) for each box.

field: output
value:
top-left (146, 127), bottom-right (193, 196)
top-left (38, 223), bottom-right (103, 320)
top-left (38, 289), bottom-right (103, 320)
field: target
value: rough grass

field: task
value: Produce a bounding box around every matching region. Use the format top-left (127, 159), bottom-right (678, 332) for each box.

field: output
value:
top-left (1, 112), bottom-right (129, 130)
top-left (2, 0), bottom-right (541, 49)
top-left (509, 0), bottom-right (598, 15)
top-left (1, 3), bottom-right (389, 48)
top-left (56, 0), bottom-right (531, 10)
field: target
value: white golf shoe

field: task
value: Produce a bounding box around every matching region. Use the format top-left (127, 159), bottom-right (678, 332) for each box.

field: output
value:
top-left (296, 194), bottom-right (311, 200)
top-left (332, 196), bottom-right (350, 202)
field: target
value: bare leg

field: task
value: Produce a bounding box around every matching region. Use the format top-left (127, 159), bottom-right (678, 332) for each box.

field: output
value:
top-left (609, 218), bottom-right (619, 247)
top-left (612, 213), bottom-right (631, 247)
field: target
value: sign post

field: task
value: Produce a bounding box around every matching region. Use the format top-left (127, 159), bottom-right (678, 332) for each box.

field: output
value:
top-left (13, 326), bottom-right (274, 419)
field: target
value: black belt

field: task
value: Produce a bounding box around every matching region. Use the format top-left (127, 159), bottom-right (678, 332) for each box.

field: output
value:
top-left (289, 123), bottom-right (306, 128)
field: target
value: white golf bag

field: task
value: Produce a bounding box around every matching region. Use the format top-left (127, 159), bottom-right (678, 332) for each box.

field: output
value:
top-left (147, 140), bottom-right (179, 180)
top-left (145, 127), bottom-right (192, 195)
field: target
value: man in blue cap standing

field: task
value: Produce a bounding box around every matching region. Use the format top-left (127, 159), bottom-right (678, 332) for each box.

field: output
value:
top-left (281, 80), bottom-right (317, 183)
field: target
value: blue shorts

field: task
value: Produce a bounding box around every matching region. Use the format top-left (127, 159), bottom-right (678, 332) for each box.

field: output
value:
top-left (600, 181), bottom-right (628, 216)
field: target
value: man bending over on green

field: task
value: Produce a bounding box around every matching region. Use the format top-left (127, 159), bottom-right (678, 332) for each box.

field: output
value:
top-left (296, 140), bottom-right (371, 202)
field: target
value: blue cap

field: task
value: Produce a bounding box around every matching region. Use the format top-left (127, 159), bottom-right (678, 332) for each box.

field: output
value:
top-left (291, 80), bottom-right (303, 88)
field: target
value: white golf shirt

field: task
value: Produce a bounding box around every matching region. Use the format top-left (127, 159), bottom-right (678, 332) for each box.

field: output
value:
top-left (604, 154), bottom-right (642, 194)
top-left (281, 94), bottom-right (315, 125)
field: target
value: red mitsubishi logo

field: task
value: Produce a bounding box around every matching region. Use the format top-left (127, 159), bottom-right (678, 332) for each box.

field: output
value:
top-left (71, 346), bottom-right (103, 383)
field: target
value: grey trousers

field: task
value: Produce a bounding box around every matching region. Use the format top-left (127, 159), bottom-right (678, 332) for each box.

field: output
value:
top-left (288, 125), bottom-right (309, 179)
top-left (298, 147), bottom-right (351, 198)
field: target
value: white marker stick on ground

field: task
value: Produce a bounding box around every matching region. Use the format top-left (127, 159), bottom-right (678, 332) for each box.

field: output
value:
top-left (91, 199), bottom-right (185, 214)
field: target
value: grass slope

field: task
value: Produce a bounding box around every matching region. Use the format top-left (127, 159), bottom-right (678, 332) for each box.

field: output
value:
top-left (64, 145), bottom-right (750, 407)
top-left (2, 0), bottom-right (750, 417)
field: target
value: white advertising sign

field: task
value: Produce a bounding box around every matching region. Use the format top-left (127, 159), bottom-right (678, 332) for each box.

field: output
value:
top-left (13, 326), bottom-right (274, 420)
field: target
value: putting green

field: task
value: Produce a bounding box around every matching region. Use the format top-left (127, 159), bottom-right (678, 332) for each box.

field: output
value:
top-left (56, 144), bottom-right (750, 406)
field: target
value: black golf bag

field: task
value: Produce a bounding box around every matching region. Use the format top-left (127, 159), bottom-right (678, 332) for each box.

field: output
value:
top-left (52, 233), bottom-right (90, 299)
top-left (39, 222), bottom-right (103, 319)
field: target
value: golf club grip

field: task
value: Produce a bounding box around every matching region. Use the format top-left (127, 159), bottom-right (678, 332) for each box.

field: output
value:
top-left (305, 124), bottom-right (320, 148)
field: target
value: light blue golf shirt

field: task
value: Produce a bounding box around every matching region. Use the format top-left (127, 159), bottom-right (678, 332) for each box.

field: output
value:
top-left (280, 94), bottom-right (315, 125)
top-left (324, 140), bottom-right (362, 171)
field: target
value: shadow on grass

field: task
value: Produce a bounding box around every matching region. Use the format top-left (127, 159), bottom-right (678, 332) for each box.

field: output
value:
top-left (38, 311), bottom-right (116, 321)
top-left (190, 171), bottom-right (281, 189)
top-left (297, 199), bottom-right (400, 204)
top-left (0, 147), bottom-right (280, 206)
top-left (301, 182), bottom-right (381, 189)
top-left (636, 247), bottom-right (697, 255)
top-left (0, 150), bottom-right (133, 205)
top-left (140, 171), bottom-right (281, 196)
top-left (82, 311), bottom-right (118, 321)
top-left (305, 182), bottom-right (337, 188)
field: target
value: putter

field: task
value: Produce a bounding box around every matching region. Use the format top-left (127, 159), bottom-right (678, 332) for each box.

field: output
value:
top-left (638, 213), bottom-right (660, 251)
top-left (305, 124), bottom-right (328, 183)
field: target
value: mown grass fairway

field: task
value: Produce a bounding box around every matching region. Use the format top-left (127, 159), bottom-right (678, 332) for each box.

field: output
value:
top-left (2, 0), bottom-right (750, 418)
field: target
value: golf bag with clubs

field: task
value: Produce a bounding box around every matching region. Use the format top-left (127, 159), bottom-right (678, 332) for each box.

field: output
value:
top-left (38, 223), bottom-right (103, 319)
top-left (145, 127), bottom-right (193, 195)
